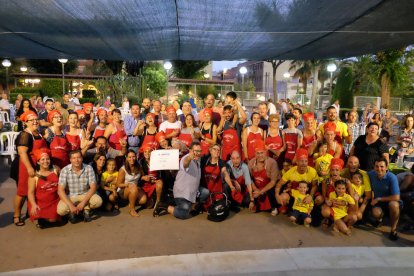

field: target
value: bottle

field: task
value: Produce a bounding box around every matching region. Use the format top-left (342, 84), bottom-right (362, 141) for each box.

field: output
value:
top-left (396, 154), bottom-right (404, 168)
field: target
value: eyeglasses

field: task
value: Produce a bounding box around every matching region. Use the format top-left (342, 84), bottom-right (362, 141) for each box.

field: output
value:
top-left (211, 147), bottom-right (220, 151)
top-left (27, 118), bottom-right (39, 122)
top-left (270, 121), bottom-right (279, 123)
top-left (193, 150), bottom-right (202, 153)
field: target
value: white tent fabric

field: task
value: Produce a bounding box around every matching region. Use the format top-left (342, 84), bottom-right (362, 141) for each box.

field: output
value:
top-left (0, 0), bottom-right (413, 60)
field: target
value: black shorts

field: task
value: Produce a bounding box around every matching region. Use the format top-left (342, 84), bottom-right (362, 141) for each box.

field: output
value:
top-left (289, 210), bottom-right (311, 223)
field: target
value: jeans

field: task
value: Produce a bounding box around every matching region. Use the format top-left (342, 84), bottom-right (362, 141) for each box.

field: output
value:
top-left (173, 186), bottom-right (209, 219)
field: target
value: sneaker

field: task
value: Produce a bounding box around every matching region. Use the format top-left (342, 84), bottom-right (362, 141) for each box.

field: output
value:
top-left (271, 208), bottom-right (278, 216)
top-left (83, 210), bottom-right (92, 222)
top-left (389, 231), bottom-right (398, 241)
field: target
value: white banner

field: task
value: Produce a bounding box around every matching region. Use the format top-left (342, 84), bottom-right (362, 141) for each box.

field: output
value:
top-left (149, 149), bottom-right (179, 171)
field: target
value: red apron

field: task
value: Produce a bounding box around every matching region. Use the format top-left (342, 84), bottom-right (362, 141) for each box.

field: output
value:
top-left (203, 162), bottom-right (223, 208)
top-left (50, 134), bottom-right (70, 169)
top-left (93, 126), bottom-right (105, 139)
top-left (28, 172), bottom-right (60, 221)
top-left (221, 128), bottom-right (242, 161)
top-left (251, 168), bottom-right (272, 211)
top-left (302, 134), bottom-right (316, 167)
top-left (140, 133), bottom-right (159, 152)
top-left (200, 133), bottom-right (212, 156)
top-left (17, 136), bottom-right (47, 197)
top-left (231, 175), bottom-right (247, 205)
top-left (109, 125), bottom-right (126, 150)
top-left (247, 130), bottom-right (263, 160)
top-left (265, 133), bottom-right (283, 158)
top-left (142, 165), bottom-right (158, 198)
top-left (178, 132), bottom-right (193, 148)
top-left (66, 133), bottom-right (81, 151)
top-left (164, 127), bottom-right (180, 138)
top-left (284, 132), bottom-right (298, 161)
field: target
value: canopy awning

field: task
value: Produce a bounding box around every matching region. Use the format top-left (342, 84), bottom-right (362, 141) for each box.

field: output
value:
top-left (1, 0), bottom-right (413, 60)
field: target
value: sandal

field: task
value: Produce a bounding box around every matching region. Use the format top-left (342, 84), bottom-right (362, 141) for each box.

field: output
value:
top-left (13, 216), bottom-right (25, 227)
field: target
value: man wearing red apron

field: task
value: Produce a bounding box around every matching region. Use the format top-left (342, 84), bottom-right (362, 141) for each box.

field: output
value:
top-left (220, 105), bottom-right (243, 161)
top-left (248, 140), bottom-right (279, 212)
top-left (159, 106), bottom-right (181, 142)
top-left (225, 151), bottom-right (254, 210)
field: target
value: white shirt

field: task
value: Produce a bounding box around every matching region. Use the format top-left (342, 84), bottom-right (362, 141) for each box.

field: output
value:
top-left (0, 99), bottom-right (10, 110)
top-left (159, 120), bottom-right (182, 133)
top-left (268, 102), bottom-right (277, 115)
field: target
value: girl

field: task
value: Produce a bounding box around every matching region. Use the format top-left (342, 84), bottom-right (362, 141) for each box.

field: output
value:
top-left (101, 158), bottom-right (119, 211)
top-left (136, 113), bottom-right (159, 152)
top-left (65, 112), bottom-right (86, 151)
top-left (282, 113), bottom-right (303, 162)
top-left (314, 140), bottom-right (333, 182)
top-left (200, 108), bottom-right (217, 156)
top-left (139, 146), bottom-right (163, 211)
top-left (44, 110), bottom-right (70, 169)
top-left (179, 114), bottom-right (201, 148)
top-left (301, 112), bottom-right (318, 167)
top-left (242, 112), bottom-right (264, 161)
top-left (104, 109), bottom-right (127, 150)
top-left (351, 172), bottom-right (368, 221)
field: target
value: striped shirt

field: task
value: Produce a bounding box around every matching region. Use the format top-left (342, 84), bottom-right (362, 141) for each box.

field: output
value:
top-left (59, 164), bottom-right (96, 196)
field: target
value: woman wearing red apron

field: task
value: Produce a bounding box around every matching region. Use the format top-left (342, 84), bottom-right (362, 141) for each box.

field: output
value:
top-left (135, 113), bottom-right (159, 153)
top-left (44, 110), bottom-right (70, 169)
top-left (91, 108), bottom-right (108, 140)
top-left (104, 109), bottom-right (127, 150)
top-left (265, 114), bottom-right (285, 168)
top-left (13, 111), bottom-right (48, 226)
top-left (248, 140), bottom-right (278, 212)
top-left (200, 108), bottom-right (217, 156)
top-left (178, 114), bottom-right (201, 148)
top-left (242, 112), bottom-right (263, 161)
top-left (140, 146), bottom-right (163, 209)
top-left (65, 113), bottom-right (85, 150)
top-left (302, 112), bottom-right (317, 167)
top-left (283, 113), bottom-right (303, 162)
top-left (201, 144), bottom-right (226, 208)
top-left (27, 149), bottom-right (60, 227)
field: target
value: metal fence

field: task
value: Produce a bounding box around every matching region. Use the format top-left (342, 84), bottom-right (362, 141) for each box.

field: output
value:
top-left (354, 96), bottom-right (414, 112)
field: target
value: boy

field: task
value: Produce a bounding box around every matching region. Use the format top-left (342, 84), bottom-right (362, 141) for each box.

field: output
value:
top-left (326, 180), bottom-right (357, 235)
top-left (351, 172), bottom-right (368, 221)
top-left (289, 181), bottom-right (313, 227)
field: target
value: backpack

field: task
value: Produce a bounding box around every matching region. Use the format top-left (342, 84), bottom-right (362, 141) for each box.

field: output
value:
top-left (207, 192), bottom-right (230, 222)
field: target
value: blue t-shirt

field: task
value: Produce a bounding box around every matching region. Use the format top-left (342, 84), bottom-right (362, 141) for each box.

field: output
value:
top-left (368, 171), bottom-right (400, 198)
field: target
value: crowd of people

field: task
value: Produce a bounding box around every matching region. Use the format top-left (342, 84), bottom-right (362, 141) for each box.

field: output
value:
top-left (10, 91), bottom-right (414, 241)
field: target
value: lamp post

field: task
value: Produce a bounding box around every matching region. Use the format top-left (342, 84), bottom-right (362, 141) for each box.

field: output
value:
top-left (327, 63), bottom-right (337, 96)
top-left (239, 66), bottom-right (247, 96)
top-left (204, 73), bottom-right (210, 79)
top-left (283, 72), bottom-right (290, 100)
top-left (2, 59), bottom-right (11, 94)
top-left (222, 68), bottom-right (227, 80)
top-left (163, 61), bottom-right (172, 105)
top-left (58, 59), bottom-right (68, 96)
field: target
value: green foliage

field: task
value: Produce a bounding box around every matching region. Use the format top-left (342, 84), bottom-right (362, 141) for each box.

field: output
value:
top-left (105, 61), bottom-right (124, 75)
top-left (332, 67), bottom-right (353, 108)
top-left (10, 87), bottom-right (42, 101)
top-left (142, 62), bottom-right (168, 97)
top-left (95, 75), bottom-right (140, 106)
top-left (28, 59), bottom-right (78, 74)
top-left (197, 85), bottom-right (217, 100)
top-left (171, 61), bottom-right (209, 79)
top-left (82, 89), bottom-right (96, 98)
top-left (127, 95), bottom-right (140, 105)
top-left (41, 79), bottom-right (69, 98)
top-left (234, 80), bottom-right (256, 92)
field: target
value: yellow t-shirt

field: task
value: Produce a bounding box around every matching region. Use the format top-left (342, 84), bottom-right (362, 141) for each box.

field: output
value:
top-left (282, 166), bottom-right (318, 186)
top-left (291, 189), bottom-right (314, 213)
top-left (101, 171), bottom-right (119, 189)
top-left (329, 192), bottom-right (355, 221)
top-left (319, 121), bottom-right (349, 138)
top-left (341, 169), bottom-right (372, 193)
top-left (315, 153), bottom-right (333, 179)
top-left (352, 183), bottom-right (365, 197)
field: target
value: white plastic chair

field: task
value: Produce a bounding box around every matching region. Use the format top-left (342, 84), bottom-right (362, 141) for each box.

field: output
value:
top-left (0, 131), bottom-right (19, 161)
top-left (0, 111), bottom-right (17, 130)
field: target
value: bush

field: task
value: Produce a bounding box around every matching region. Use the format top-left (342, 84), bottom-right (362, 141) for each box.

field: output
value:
top-left (127, 95), bottom-right (140, 106)
top-left (10, 88), bottom-right (42, 102)
top-left (41, 79), bottom-right (69, 98)
top-left (82, 89), bottom-right (96, 98)
top-left (332, 67), bottom-right (353, 108)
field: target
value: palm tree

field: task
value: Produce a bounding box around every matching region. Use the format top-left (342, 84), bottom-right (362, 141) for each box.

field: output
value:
top-left (289, 60), bottom-right (312, 94)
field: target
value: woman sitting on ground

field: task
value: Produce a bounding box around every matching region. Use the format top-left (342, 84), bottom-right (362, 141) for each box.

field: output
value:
top-left (116, 150), bottom-right (147, 217)
top-left (27, 149), bottom-right (61, 228)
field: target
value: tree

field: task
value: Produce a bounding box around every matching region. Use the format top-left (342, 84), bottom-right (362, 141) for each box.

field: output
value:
top-left (105, 60), bottom-right (124, 75)
top-left (289, 60), bottom-right (312, 94)
top-left (171, 61), bottom-right (209, 79)
top-left (28, 59), bottom-right (78, 74)
top-left (142, 62), bottom-right (168, 97)
top-left (375, 49), bottom-right (412, 107)
top-left (268, 60), bottom-right (285, 102)
top-left (332, 66), bottom-right (353, 108)
top-left (309, 61), bottom-right (321, 112)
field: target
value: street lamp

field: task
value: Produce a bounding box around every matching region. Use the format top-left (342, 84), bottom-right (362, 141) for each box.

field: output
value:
top-left (327, 63), bottom-right (337, 96)
top-left (283, 72), bottom-right (290, 100)
top-left (20, 66), bottom-right (28, 73)
top-left (163, 61), bottom-right (172, 104)
top-left (239, 66), bottom-right (247, 95)
top-left (204, 73), bottom-right (210, 79)
top-left (222, 68), bottom-right (228, 80)
top-left (58, 59), bottom-right (68, 96)
top-left (2, 59), bottom-right (11, 94)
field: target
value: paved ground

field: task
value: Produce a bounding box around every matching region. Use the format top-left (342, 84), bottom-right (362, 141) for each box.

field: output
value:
top-left (0, 161), bottom-right (413, 274)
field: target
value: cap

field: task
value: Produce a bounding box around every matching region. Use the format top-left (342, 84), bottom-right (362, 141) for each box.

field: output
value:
top-left (295, 148), bottom-right (308, 161)
top-left (20, 111), bottom-right (37, 122)
top-left (323, 121), bottom-right (337, 133)
top-left (33, 148), bottom-right (51, 162)
top-left (330, 158), bottom-right (344, 170)
top-left (47, 110), bottom-right (62, 123)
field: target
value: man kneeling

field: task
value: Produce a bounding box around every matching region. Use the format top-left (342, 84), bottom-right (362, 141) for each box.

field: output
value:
top-left (57, 150), bottom-right (102, 223)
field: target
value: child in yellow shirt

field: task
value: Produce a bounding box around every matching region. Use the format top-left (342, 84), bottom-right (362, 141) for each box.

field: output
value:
top-left (314, 141), bottom-right (333, 182)
top-left (101, 159), bottom-right (119, 211)
top-left (289, 182), bottom-right (313, 227)
top-left (351, 172), bottom-right (368, 221)
top-left (326, 179), bottom-right (357, 235)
